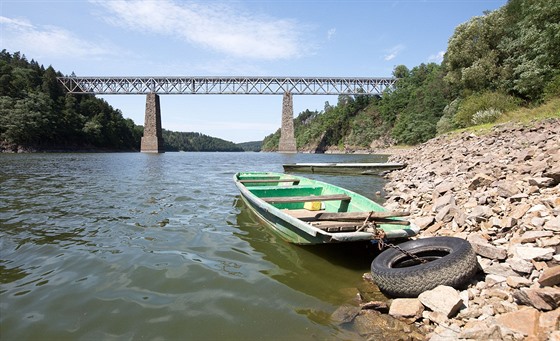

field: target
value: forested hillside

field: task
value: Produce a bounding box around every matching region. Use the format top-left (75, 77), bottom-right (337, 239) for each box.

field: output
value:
top-left (0, 50), bottom-right (247, 152)
top-left (163, 130), bottom-right (243, 152)
top-left (263, 0), bottom-right (560, 152)
top-left (0, 50), bottom-right (143, 152)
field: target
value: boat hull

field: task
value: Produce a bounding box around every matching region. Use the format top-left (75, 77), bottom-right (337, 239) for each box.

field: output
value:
top-left (234, 172), bottom-right (418, 245)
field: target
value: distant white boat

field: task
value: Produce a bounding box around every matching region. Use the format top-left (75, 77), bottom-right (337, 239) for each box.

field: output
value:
top-left (282, 162), bottom-right (406, 175)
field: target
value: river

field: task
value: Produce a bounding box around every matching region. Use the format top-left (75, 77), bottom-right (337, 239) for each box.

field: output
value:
top-left (0, 152), bottom-right (391, 340)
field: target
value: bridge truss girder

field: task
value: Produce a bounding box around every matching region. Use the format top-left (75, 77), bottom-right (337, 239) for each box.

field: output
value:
top-left (57, 76), bottom-right (396, 95)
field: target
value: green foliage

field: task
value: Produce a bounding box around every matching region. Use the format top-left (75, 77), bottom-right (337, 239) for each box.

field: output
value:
top-left (444, 0), bottom-right (560, 101)
top-left (471, 108), bottom-right (502, 125)
top-left (382, 63), bottom-right (450, 144)
top-left (162, 130), bottom-right (243, 152)
top-left (0, 50), bottom-right (141, 151)
top-left (454, 91), bottom-right (520, 128)
top-left (261, 130), bottom-right (280, 151)
top-left (436, 99), bottom-right (460, 134)
top-left (444, 11), bottom-right (505, 94)
top-left (345, 104), bottom-right (384, 147)
top-left (236, 141), bottom-right (262, 152)
top-left (543, 73), bottom-right (560, 101)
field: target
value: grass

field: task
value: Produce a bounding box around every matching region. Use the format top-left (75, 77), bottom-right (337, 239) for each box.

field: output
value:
top-left (444, 96), bottom-right (560, 138)
top-left (497, 96), bottom-right (560, 123)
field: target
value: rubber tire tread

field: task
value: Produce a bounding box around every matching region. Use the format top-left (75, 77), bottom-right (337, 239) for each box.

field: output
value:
top-left (371, 236), bottom-right (478, 297)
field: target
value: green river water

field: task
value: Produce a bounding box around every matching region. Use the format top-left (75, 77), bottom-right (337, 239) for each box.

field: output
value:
top-left (0, 152), bottom-right (391, 340)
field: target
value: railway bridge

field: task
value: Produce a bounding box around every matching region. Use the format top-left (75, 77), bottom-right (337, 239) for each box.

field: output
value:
top-left (57, 76), bottom-right (396, 153)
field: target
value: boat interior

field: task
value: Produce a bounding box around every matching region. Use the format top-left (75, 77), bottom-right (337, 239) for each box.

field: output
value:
top-left (236, 173), bottom-right (410, 233)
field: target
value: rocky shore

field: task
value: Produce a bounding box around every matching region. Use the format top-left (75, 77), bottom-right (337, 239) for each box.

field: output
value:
top-left (339, 119), bottom-right (559, 340)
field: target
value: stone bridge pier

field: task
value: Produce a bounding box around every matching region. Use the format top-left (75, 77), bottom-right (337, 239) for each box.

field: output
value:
top-left (278, 92), bottom-right (297, 153)
top-left (140, 93), bottom-right (165, 153)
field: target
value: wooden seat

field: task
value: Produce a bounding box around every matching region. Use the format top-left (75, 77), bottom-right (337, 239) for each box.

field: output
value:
top-left (239, 178), bottom-right (300, 184)
top-left (261, 194), bottom-right (351, 203)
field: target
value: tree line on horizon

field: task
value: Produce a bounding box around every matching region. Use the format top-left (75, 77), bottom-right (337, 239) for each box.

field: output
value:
top-left (262, 0), bottom-right (559, 151)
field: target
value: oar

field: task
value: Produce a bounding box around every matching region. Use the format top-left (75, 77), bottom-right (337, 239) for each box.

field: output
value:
top-left (315, 211), bottom-right (410, 221)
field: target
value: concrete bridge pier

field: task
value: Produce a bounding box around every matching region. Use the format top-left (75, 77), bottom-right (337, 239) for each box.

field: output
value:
top-left (141, 93), bottom-right (165, 153)
top-left (278, 92), bottom-right (297, 153)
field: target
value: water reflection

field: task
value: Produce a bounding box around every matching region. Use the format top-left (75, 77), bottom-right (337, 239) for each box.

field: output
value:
top-left (233, 197), bottom-right (382, 304)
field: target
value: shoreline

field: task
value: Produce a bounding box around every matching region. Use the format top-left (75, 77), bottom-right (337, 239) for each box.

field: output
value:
top-left (375, 119), bottom-right (559, 339)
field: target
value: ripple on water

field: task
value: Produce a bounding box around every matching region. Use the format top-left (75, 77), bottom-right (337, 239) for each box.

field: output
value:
top-left (0, 152), bottom-right (389, 340)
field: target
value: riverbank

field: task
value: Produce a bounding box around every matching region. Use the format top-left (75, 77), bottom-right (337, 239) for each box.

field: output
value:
top-left (370, 119), bottom-right (559, 339)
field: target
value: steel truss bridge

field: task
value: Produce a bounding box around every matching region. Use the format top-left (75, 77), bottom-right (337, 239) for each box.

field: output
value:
top-left (57, 76), bottom-right (396, 95)
top-left (56, 75), bottom-right (396, 153)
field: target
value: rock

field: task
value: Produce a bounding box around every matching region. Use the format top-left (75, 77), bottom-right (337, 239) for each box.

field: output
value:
top-left (500, 216), bottom-right (517, 229)
top-left (483, 262), bottom-right (519, 277)
top-left (434, 181), bottom-right (455, 194)
top-left (496, 307), bottom-right (540, 337)
top-left (360, 301), bottom-right (389, 313)
top-left (529, 177), bottom-right (556, 188)
top-left (351, 310), bottom-right (424, 340)
top-left (428, 324), bottom-right (461, 341)
top-left (388, 298), bottom-right (424, 323)
top-left (543, 165), bottom-right (560, 185)
top-left (460, 321), bottom-right (502, 340)
top-left (418, 285), bottom-right (463, 318)
top-left (422, 310), bottom-right (448, 325)
top-left (435, 204), bottom-right (454, 223)
top-left (528, 204), bottom-right (550, 217)
top-left (506, 275), bottom-right (533, 288)
top-left (510, 203), bottom-right (532, 220)
top-left (493, 180), bottom-right (519, 198)
top-left (539, 265), bottom-right (560, 287)
top-left (485, 288), bottom-right (511, 300)
top-left (468, 205), bottom-right (494, 222)
top-left (538, 308), bottom-right (560, 340)
top-left (506, 257), bottom-right (534, 274)
top-left (513, 287), bottom-right (560, 311)
top-left (331, 304), bottom-right (361, 324)
top-left (514, 246), bottom-right (555, 261)
top-left (469, 173), bottom-right (495, 190)
top-left (544, 216), bottom-right (560, 232)
top-left (511, 230), bottom-right (554, 244)
top-left (433, 193), bottom-right (455, 212)
top-left (378, 120), bottom-right (560, 337)
top-left (509, 193), bottom-right (528, 202)
top-left (467, 234), bottom-right (508, 260)
top-left (413, 216), bottom-right (435, 230)
top-left (485, 274), bottom-right (507, 286)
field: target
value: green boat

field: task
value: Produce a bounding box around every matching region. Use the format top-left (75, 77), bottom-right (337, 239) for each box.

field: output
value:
top-left (234, 172), bottom-right (419, 245)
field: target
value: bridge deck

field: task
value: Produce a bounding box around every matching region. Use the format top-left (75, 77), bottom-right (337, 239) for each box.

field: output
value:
top-left (57, 76), bottom-right (396, 95)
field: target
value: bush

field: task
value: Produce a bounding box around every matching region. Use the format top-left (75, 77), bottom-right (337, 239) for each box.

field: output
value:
top-left (471, 108), bottom-right (502, 125)
top-left (543, 73), bottom-right (560, 101)
top-left (454, 91), bottom-right (519, 128)
top-left (436, 99), bottom-right (460, 134)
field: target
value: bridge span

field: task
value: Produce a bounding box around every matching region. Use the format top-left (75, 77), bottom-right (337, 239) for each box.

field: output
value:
top-left (57, 76), bottom-right (396, 153)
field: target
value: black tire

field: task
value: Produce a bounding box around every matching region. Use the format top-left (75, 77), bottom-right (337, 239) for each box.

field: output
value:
top-left (371, 237), bottom-right (478, 297)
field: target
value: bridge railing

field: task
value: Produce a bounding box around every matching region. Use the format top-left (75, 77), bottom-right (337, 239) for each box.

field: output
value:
top-left (57, 76), bottom-right (396, 95)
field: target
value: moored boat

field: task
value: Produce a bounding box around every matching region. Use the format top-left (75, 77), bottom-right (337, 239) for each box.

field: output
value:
top-left (282, 162), bottom-right (406, 175)
top-left (233, 172), bottom-right (419, 245)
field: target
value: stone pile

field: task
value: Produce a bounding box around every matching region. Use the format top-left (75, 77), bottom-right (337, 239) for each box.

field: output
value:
top-left (374, 119), bottom-right (559, 340)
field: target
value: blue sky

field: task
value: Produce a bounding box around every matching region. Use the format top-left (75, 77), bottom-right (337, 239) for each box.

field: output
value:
top-left (1, 0), bottom-right (506, 143)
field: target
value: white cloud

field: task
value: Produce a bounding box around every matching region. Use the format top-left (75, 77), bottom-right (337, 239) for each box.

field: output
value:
top-left (428, 51), bottom-right (445, 63)
top-left (327, 28), bottom-right (336, 40)
top-left (91, 0), bottom-right (310, 60)
top-left (0, 15), bottom-right (117, 59)
top-left (384, 44), bottom-right (405, 61)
